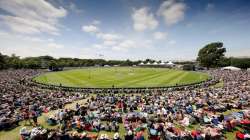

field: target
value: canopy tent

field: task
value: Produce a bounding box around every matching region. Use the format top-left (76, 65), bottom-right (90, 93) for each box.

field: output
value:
top-left (166, 61), bottom-right (175, 66)
top-left (221, 66), bottom-right (241, 71)
top-left (160, 62), bottom-right (165, 65)
top-left (139, 62), bottom-right (144, 65)
top-left (153, 62), bottom-right (158, 65)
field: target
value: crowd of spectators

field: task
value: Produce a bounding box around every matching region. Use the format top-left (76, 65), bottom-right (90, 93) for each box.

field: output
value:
top-left (0, 69), bottom-right (87, 131)
top-left (0, 69), bottom-right (249, 140)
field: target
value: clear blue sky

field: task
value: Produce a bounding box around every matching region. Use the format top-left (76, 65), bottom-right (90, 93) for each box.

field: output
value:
top-left (0, 0), bottom-right (249, 61)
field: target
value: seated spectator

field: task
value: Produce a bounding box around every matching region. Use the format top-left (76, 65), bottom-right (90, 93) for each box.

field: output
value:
top-left (113, 132), bottom-right (121, 140)
top-left (20, 127), bottom-right (30, 140)
top-left (125, 130), bottom-right (134, 140)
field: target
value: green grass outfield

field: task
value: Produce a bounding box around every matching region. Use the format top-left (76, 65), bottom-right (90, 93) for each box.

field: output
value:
top-left (34, 67), bottom-right (209, 88)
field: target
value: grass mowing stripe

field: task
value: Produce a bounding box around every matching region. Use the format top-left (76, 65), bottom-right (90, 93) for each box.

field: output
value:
top-left (58, 72), bottom-right (85, 86)
top-left (59, 72), bottom-right (97, 87)
top-left (51, 72), bottom-right (81, 86)
top-left (178, 72), bottom-right (208, 84)
top-left (115, 70), bottom-right (169, 87)
top-left (167, 72), bottom-right (189, 85)
top-left (129, 70), bottom-right (177, 87)
top-left (157, 71), bottom-right (184, 85)
top-left (96, 68), bottom-right (155, 86)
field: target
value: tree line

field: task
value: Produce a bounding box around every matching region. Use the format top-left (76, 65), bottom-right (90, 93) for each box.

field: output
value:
top-left (0, 53), bottom-right (166, 70)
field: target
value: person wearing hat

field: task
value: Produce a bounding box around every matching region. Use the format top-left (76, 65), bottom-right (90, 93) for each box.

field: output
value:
top-left (113, 132), bottom-right (120, 140)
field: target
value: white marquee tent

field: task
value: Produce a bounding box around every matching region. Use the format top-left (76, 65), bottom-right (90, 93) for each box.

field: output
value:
top-left (221, 66), bottom-right (241, 71)
top-left (160, 62), bottom-right (165, 65)
top-left (153, 62), bottom-right (158, 65)
top-left (166, 61), bottom-right (175, 66)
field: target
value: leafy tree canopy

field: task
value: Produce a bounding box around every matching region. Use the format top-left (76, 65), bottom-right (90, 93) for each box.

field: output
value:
top-left (197, 42), bottom-right (226, 68)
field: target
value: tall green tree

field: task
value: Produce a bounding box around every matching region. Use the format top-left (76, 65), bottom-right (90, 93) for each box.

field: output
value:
top-left (7, 54), bottom-right (22, 69)
top-left (197, 42), bottom-right (226, 69)
top-left (0, 53), bottom-right (7, 69)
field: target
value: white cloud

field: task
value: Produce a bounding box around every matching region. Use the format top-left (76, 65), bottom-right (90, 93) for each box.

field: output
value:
top-left (0, 30), bottom-right (104, 59)
top-left (0, 0), bottom-right (67, 35)
top-left (157, 0), bottom-right (186, 26)
top-left (112, 40), bottom-right (139, 51)
top-left (48, 43), bottom-right (64, 49)
top-left (69, 2), bottom-right (83, 13)
top-left (153, 32), bottom-right (167, 40)
top-left (0, 30), bottom-right (9, 36)
top-left (132, 7), bottom-right (158, 31)
top-left (97, 33), bottom-right (121, 48)
top-left (0, 15), bottom-right (59, 35)
top-left (118, 40), bottom-right (136, 48)
top-left (0, 33), bottom-right (68, 58)
top-left (82, 23), bottom-right (122, 48)
top-left (97, 33), bottom-right (121, 41)
top-left (82, 23), bottom-right (120, 41)
top-left (82, 25), bottom-right (99, 33)
top-left (92, 20), bottom-right (101, 25)
top-left (18, 35), bottom-right (45, 42)
top-left (0, 31), bottom-right (46, 42)
top-left (169, 40), bottom-right (176, 45)
top-left (47, 38), bottom-right (54, 42)
top-left (103, 40), bottom-right (117, 46)
top-left (226, 48), bottom-right (250, 58)
top-left (92, 44), bottom-right (104, 49)
top-left (82, 22), bottom-right (151, 52)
